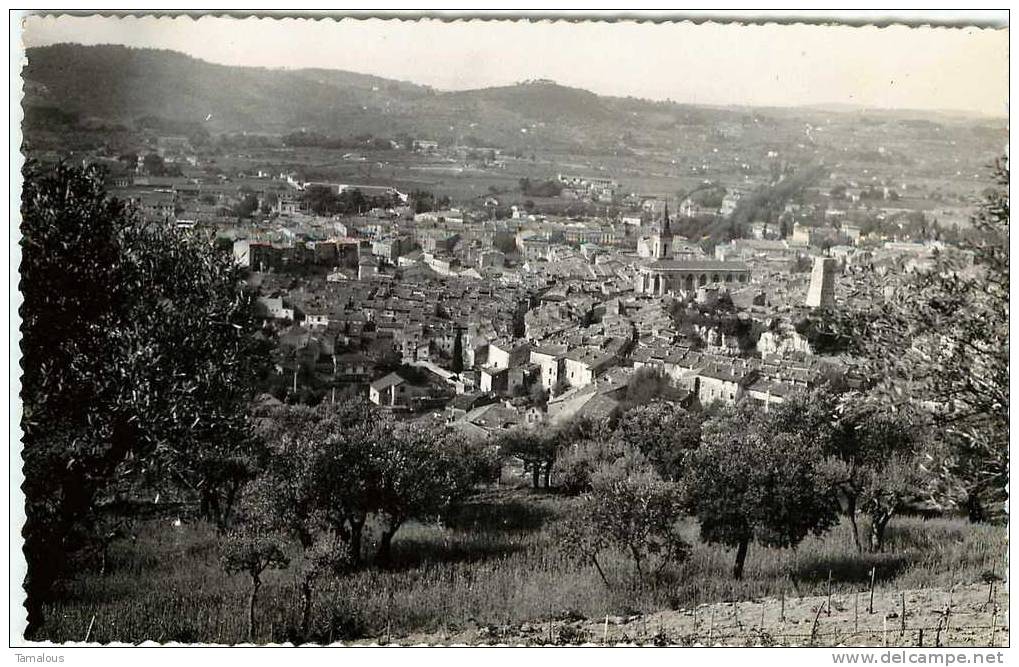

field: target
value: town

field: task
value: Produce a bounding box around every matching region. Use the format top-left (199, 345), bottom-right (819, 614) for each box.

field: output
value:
top-left (40, 122), bottom-right (991, 437)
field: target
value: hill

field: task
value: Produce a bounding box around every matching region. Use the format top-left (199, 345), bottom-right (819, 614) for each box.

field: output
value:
top-left (23, 43), bottom-right (434, 134)
top-left (22, 44), bottom-right (1007, 159)
top-left (21, 44), bottom-right (740, 150)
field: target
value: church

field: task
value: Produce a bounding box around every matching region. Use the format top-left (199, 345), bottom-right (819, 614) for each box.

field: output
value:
top-left (635, 204), bottom-right (751, 297)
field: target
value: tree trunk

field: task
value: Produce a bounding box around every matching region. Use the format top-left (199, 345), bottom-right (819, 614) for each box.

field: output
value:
top-left (591, 554), bottom-right (611, 589)
top-left (733, 538), bottom-right (750, 580)
top-left (543, 462), bottom-right (552, 489)
top-left (869, 512), bottom-right (892, 552)
top-left (221, 481), bottom-right (240, 530)
top-left (377, 518), bottom-right (403, 565)
top-left (299, 577), bottom-right (314, 642)
top-left (347, 517), bottom-right (365, 566)
top-left (630, 546), bottom-right (645, 585)
top-left (846, 495), bottom-right (863, 554)
top-left (966, 491), bottom-right (985, 523)
top-left (248, 574), bottom-right (261, 642)
top-left (531, 464), bottom-right (540, 489)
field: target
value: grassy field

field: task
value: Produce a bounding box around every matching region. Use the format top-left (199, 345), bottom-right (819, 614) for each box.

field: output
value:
top-left (37, 485), bottom-right (1006, 645)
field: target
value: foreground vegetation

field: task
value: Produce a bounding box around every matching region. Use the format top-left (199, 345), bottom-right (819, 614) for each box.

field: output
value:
top-left (39, 485), bottom-right (1004, 644)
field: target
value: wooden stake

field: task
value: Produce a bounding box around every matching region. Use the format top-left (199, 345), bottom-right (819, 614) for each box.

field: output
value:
top-left (900, 592), bottom-right (906, 636)
top-left (780, 591), bottom-right (786, 622)
top-left (709, 608), bottom-right (715, 645)
top-left (603, 615), bottom-right (609, 645)
top-left (827, 570), bottom-right (833, 616)
top-left (810, 601), bottom-right (825, 645)
top-left (84, 614), bottom-right (96, 643)
top-left (883, 615), bottom-right (888, 647)
top-left (548, 600), bottom-right (553, 645)
top-left (854, 592), bottom-right (859, 633)
top-left (869, 567), bottom-right (876, 614)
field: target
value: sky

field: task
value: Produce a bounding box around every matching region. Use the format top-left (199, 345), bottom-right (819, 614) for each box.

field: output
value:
top-left (19, 13), bottom-right (1010, 116)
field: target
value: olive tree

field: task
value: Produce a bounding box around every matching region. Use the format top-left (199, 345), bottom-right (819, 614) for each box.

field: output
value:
top-left (841, 157), bottom-right (1008, 521)
top-left (561, 457), bottom-right (687, 588)
top-left (20, 161), bottom-right (268, 635)
top-left (374, 422), bottom-right (493, 563)
top-left (220, 530), bottom-right (290, 642)
top-left (683, 402), bottom-right (839, 580)
top-left (613, 401), bottom-right (702, 481)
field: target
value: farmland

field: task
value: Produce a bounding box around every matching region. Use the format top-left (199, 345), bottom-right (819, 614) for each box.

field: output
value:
top-left (37, 485), bottom-right (1006, 645)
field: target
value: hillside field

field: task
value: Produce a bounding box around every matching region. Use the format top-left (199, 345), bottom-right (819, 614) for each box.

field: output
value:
top-left (34, 485), bottom-right (1007, 646)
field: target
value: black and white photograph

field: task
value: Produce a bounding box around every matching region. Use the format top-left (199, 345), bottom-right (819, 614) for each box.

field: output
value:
top-left (9, 9), bottom-right (1010, 653)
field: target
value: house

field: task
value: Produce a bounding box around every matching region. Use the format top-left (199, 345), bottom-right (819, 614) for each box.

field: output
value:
top-left (694, 362), bottom-right (758, 406)
top-left (369, 372), bottom-right (410, 407)
top-left (304, 312), bottom-right (330, 330)
top-left (563, 348), bottom-right (616, 389)
top-left (487, 339), bottom-right (531, 370)
top-left (530, 345), bottom-right (568, 390)
top-left (257, 295), bottom-right (294, 321)
top-left (480, 367), bottom-right (508, 394)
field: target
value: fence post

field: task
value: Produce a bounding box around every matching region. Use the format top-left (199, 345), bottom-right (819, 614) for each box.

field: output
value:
top-left (990, 607), bottom-right (998, 647)
top-left (84, 614), bottom-right (97, 643)
top-left (883, 615), bottom-right (888, 647)
top-left (917, 628), bottom-right (923, 647)
top-left (900, 592), bottom-right (906, 636)
top-left (781, 592), bottom-right (785, 622)
top-left (810, 601), bottom-right (825, 646)
top-left (869, 567), bottom-right (876, 614)
top-left (548, 600), bottom-right (553, 645)
top-left (854, 592), bottom-right (859, 633)
top-left (827, 570), bottom-right (833, 616)
top-left (603, 615), bottom-right (609, 645)
top-left (709, 608), bottom-right (715, 645)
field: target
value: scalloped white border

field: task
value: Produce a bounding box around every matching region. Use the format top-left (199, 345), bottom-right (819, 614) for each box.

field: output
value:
top-left (6, 8), bottom-right (1011, 657)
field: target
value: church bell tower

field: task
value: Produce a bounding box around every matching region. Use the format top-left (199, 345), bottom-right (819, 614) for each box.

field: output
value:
top-left (652, 202), bottom-right (673, 259)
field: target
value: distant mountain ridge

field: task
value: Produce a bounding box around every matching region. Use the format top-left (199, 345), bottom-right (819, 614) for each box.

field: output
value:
top-left (21, 43), bottom-right (764, 145)
top-left (23, 43), bottom-right (1004, 153)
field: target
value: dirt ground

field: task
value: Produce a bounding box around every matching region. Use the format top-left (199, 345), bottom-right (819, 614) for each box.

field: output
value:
top-left (378, 582), bottom-right (1009, 647)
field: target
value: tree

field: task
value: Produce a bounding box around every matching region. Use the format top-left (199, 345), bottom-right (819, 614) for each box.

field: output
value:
top-left (260, 191), bottom-right (279, 215)
top-left (20, 161), bottom-right (269, 635)
top-left (622, 368), bottom-right (686, 408)
top-left (450, 328), bottom-right (464, 373)
top-left (683, 402), bottom-right (840, 579)
top-left (613, 401), bottom-right (701, 481)
top-left (245, 404), bottom-right (342, 640)
top-left (313, 400), bottom-right (393, 565)
top-left (551, 438), bottom-right (627, 495)
top-left (561, 460), bottom-right (688, 587)
top-left (220, 530), bottom-right (290, 642)
top-left (302, 185), bottom-right (339, 216)
top-left (499, 427), bottom-right (556, 489)
top-left (233, 193), bottom-right (260, 218)
top-left (374, 422), bottom-right (490, 563)
top-left (142, 152), bottom-right (165, 176)
top-left (843, 157), bottom-right (1008, 521)
top-left (822, 395), bottom-right (929, 552)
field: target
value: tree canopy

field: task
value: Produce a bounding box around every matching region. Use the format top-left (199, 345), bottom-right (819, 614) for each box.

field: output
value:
top-left (20, 161), bottom-right (269, 634)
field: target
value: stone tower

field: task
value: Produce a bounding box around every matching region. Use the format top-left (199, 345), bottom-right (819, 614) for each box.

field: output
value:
top-left (805, 256), bottom-right (837, 309)
top-left (652, 202), bottom-right (673, 259)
